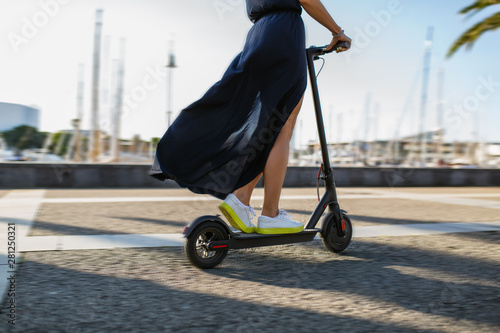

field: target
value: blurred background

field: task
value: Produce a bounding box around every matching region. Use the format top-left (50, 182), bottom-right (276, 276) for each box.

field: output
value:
top-left (1, 0), bottom-right (499, 168)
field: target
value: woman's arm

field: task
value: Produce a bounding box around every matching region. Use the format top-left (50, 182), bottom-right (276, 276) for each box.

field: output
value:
top-left (298, 0), bottom-right (351, 52)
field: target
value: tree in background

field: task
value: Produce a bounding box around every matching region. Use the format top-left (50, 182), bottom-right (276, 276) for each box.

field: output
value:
top-left (49, 132), bottom-right (72, 156)
top-left (1, 125), bottom-right (48, 150)
top-left (448, 0), bottom-right (500, 57)
top-left (152, 137), bottom-right (160, 147)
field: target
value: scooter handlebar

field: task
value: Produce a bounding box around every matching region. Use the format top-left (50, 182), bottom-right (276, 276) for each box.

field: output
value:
top-left (307, 41), bottom-right (351, 58)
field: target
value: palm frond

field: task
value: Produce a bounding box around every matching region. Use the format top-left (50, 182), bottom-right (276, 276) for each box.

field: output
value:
top-left (447, 11), bottom-right (500, 57)
top-left (460, 0), bottom-right (500, 15)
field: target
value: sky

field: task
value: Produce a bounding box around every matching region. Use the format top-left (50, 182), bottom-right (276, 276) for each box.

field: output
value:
top-left (1, 0), bottom-right (499, 147)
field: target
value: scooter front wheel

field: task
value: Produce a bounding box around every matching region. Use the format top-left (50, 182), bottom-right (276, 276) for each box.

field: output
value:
top-left (185, 221), bottom-right (229, 269)
top-left (323, 213), bottom-right (353, 253)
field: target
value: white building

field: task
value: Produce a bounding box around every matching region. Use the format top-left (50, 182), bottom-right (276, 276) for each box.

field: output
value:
top-left (0, 102), bottom-right (40, 131)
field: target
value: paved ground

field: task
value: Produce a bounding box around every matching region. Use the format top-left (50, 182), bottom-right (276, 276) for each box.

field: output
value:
top-left (0, 187), bottom-right (499, 332)
top-left (29, 188), bottom-right (500, 236)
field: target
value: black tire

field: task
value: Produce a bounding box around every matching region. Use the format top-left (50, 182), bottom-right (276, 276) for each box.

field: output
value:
top-left (323, 213), bottom-right (353, 253)
top-left (185, 221), bottom-right (229, 269)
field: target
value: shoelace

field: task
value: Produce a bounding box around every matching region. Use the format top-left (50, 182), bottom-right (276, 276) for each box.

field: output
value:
top-left (279, 209), bottom-right (289, 217)
top-left (247, 206), bottom-right (256, 223)
top-left (277, 210), bottom-right (300, 225)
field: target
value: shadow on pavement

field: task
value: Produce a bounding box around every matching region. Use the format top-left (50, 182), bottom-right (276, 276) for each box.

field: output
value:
top-left (29, 219), bottom-right (128, 236)
top-left (107, 216), bottom-right (187, 229)
top-left (0, 251), bottom-right (431, 333)
top-left (29, 217), bottom-right (186, 236)
top-left (204, 236), bottom-right (500, 328)
top-left (348, 214), bottom-right (439, 225)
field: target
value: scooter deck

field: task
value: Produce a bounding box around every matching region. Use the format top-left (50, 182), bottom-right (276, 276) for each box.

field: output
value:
top-left (232, 228), bottom-right (319, 238)
top-left (210, 228), bottom-right (321, 250)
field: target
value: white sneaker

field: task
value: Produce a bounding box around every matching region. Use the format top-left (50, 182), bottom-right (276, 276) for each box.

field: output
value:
top-left (256, 209), bottom-right (304, 234)
top-left (218, 194), bottom-right (256, 233)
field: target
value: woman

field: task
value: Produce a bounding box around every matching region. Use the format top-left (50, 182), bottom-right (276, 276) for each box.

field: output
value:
top-left (151, 0), bottom-right (351, 234)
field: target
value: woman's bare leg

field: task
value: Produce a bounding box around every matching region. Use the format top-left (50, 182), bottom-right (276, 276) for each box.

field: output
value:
top-left (261, 96), bottom-right (304, 217)
top-left (233, 95), bottom-right (304, 209)
top-left (233, 172), bottom-right (262, 206)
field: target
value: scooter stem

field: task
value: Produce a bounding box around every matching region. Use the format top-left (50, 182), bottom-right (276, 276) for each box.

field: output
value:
top-left (306, 47), bottom-right (333, 185)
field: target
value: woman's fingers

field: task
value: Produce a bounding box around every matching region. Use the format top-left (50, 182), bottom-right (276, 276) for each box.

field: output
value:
top-left (325, 38), bottom-right (338, 51)
top-left (325, 34), bottom-right (352, 53)
top-left (335, 35), bottom-right (352, 53)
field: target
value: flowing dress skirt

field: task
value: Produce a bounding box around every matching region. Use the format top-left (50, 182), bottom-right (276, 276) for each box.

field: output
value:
top-left (151, 11), bottom-right (307, 199)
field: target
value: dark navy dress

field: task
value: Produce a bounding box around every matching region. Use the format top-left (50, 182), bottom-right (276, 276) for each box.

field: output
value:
top-left (151, 0), bottom-right (307, 199)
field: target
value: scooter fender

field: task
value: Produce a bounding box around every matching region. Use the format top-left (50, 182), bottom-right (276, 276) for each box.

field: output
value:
top-left (319, 209), bottom-right (348, 238)
top-left (182, 215), bottom-right (231, 238)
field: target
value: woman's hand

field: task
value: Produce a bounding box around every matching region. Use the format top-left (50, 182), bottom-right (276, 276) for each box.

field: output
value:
top-left (325, 32), bottom-right (352, 53)
top-left (299, 0), bottom-right (351, 53)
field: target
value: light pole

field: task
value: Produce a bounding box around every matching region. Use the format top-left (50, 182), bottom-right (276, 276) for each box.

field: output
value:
top-left (166, 41), bottom-right (177, 128)
top-left (72, 63), bottom-right (85, 162)
top-left (111, 38), bottom-right (126, 162)
top-left (89, 9), bottom-right (103, 162)
top-left (419, 26), bottom-right (434, 166)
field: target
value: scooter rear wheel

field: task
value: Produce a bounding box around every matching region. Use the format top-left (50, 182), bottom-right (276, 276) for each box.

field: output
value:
top-left (185, 221), bottom-right (228, 269)
top-left (323, 213), bottom-right (353, 253)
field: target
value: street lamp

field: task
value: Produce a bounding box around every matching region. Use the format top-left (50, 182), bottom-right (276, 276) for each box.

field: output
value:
top-left (166, 41), bottom-right (177, 129)
top-left (89, 9), bottom-right (104, 162)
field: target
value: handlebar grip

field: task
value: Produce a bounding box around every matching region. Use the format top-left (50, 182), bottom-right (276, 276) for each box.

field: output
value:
top-left (307, 41), bottom-right (351, 59)
top-left (323, 41), bottom-right (351, 54)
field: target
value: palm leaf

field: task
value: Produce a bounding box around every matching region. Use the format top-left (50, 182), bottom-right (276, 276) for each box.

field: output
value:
top-left (460, 0), bottom-right (500, 15)
top-left (448, 10), bottom-right (500, 57)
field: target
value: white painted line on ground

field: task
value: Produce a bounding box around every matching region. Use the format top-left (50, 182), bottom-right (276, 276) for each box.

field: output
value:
top-left (43, 194), bottom-right (378, 204)
top-left (40, 195), bottom-right (314, 204)
top-left (19, 221), bottom-right (500, 252)
top-left (445, 193), bottom-right (500, 198)
top-left (21, 233), bottom-right (185, 251)
top-left (0, 190), bottom-right (45, 303)
top-left (40, 192), bottom-right (500, 205)
top-left (0, 190), bottom-right (46, 238)
top-left (42, 196), bottom-right (219, 203)
top-left (353, 221), bottom-right (500, 238)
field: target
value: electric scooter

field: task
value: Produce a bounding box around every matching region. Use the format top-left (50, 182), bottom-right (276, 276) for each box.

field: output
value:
top-left (183, 42), bottom-right (353, 269)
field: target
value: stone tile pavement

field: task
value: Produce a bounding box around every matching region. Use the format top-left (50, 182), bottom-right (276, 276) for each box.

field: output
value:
top-left (0, 187), bottom-right (499, 332)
